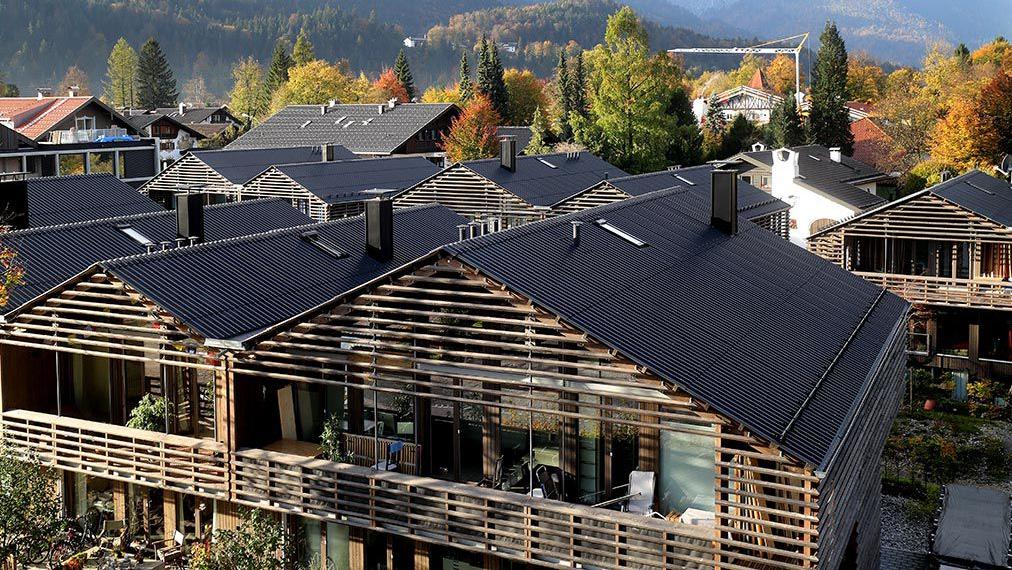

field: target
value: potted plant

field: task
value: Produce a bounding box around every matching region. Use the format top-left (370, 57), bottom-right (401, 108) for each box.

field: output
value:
top-left (319, 413), bottom-right (355, 463)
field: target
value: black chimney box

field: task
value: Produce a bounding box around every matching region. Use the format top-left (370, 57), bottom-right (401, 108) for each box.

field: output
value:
top-left (323, 143), bottom-right (335, 162)
top-left (710, 170), bottom-right (738, 235)
top-left (176, 193), bottom-right (205, 243)
top-left (365, 198), bottom-right (393, 260)
top-left (500, 136), bottom-right (517, 172)
top-left (0, 179), bottom-right (29, 230)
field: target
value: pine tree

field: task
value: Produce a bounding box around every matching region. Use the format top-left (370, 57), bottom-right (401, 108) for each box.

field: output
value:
top-left (476, 36), bottom-right (493, 97)
top-left (458, 51), bottom-right (474, 105)
top-left (571, 51), bottom-right (588, 118)
top-left (555, 51), bottom-right (573, 140)
top-left (292, 28), bottom-right (315, 66)
top-left (265, 38), bottom-right (294, 96)
top-left (954, 43), bottom-right (971, 65)
top-left (702, 98), bottom-right (726, 135)
top-left (808, 21), bottom-right (853, 153)
top-left (103, 38), bottom-right (138, 109)
top-left (525, 106), bottom-right (553, 155)
top-left (486, 42), bottom-right (508, 119)
top-left (393, 49), bottom-right (415, 101)
top-left (136, 38), bottom-right (178, 109)
top-left (769, 93), bottom-right (804, 148)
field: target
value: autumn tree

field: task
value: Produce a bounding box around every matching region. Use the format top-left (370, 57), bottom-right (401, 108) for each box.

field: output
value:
top-left (182, 76), bottom-right (213, 105)
top-left (458, 51), bottom-right (474, 105)
top-left (932, 71), bottom-right (1012, 170)
top-left (503, 68), bottom-right (546, 125)
top-left (846, 53), bottom-right (886, 103)
top-left (978, 71), bottom-right (1012, 159)
top-left (265, 38), bottom-right (294, 97)
top-left (421, 84), bottom-right (460, 104)
top-left (373, 68), bottom-right (409, 103)
top-left (765, 54), bottom-right (800, 95)
top-left (292, 28), bottom-right (315, 66)
top-left (442, 94), bottom-right (501, 162)
top-left (393, 49), bottom-right (415, 100)
top-left (103, 37), bottom-right (138, 108)
top-left (137, 38), bottom-right (178, 109)
top-left (228, 57), bottom-right (268, 124)
top-left (271, 61), bottom-right (354, 111)
top-left (58, 65), bottom-right (91, 95)
top-left (0, 447), bottom-right (64, 568)
top-left (876, 68), bottom-right (934, 174)
top-left (808, 21), bottom-right (853, 153)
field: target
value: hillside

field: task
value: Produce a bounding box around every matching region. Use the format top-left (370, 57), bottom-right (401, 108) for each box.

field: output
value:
top-left (0, 0), bottom-right (744, 97)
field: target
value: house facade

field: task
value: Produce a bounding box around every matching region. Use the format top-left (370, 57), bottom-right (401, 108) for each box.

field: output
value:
top-left (0, 188), bottom-right (908, 570)
top-left (809, 170), bottom-right (1012, 383)
top-left (126, 112), bottom-right (205, 167)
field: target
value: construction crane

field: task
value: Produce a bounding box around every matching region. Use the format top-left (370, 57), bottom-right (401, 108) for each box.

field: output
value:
top-left (669, 33), bottom-right (809, 98)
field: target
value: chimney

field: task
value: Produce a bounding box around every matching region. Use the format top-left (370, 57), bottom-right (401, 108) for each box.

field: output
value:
top-left (365, 197), bottom-right (393, 260)
top-left (710, 170), bottom-right (738, 236)
top-left (457, 224), bottom-right (468, 241)
top-left (377, 104), bottom-right (385, 115)
top-left (571, 220), bottom-right (583, 246)
top-left (176, 193), bottom-right (205, 244)
top-left (0, 179), bottom-right (29, 230)
top-left (322, 143), bottom-right (336, 162)
top-left (828, 147), bottom-right (842, 163)
top-left (67, 85), bottom-right (79, 97)
top-left (320, 105), bottom-right (327, 116)
top-left (387, 98), bottom-right (398, 109)
top-left (500, 136), bottom-right (517, 172)
top-left (178, 102), bottom-right (186, 115)
top-left (36, 87), bottom-right (51, 99)
top-left (772, 148), bottom-right (800, 179)
top-left (940, 170), bottom-right (952, 182)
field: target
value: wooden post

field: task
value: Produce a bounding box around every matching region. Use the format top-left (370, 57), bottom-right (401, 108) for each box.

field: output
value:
top-left (163, 491), bottom-right (178, 541)
top-left (413, 540), bottom-right (430, 570)
top-left (637, 402), bottom-right (659, 473)
top-left (213, 500), bottom-right (238, 532)
top-left (482, 382), bottom-right (500, 481)
top-left (385, 536), bottom-right (394, 570)
top-left (112, 481), bottom-right (128, 521)
top-left (483, 553), bottom-right (502, 570)
top-left (348, 528), bottom-right (366, 570)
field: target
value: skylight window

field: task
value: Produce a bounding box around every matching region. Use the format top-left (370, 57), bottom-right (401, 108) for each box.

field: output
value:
top-left (299, 120), bottom-right (312, 128)
top-left (343, 120), bottom-right (356, 128)
top-left (674, 175), bottom-right (696, 186)
top-left (334, 116), bottom-right (348, 124)
top-left (968, 182), bottom-right (995, 195)
top-left (536, 158), bottom-right (558, 169)
top-left (808, 154), bottom-right (821, 161)
top-left (301, 230), bottom-right (349, 259)
top-left (116, 223), bottom-right (154, 246)
top-left (595, 218), bottom-right (648, 248)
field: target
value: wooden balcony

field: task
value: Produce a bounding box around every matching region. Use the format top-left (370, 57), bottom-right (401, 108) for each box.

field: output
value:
top-left (232, 447), bottom-right (720, 570)
top-left (856, 272), bottom-right (1012, 310)
top-left (341, 433), bottom-right (420, 475)
top-left (0, 409), bottom-right (229, 499)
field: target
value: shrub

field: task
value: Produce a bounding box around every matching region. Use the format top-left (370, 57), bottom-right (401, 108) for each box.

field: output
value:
top-left (126, 394), bottom-right (170, 432)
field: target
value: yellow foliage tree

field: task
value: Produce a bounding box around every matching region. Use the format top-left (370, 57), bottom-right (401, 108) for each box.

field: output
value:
top-left (971, 37), bottom-right (1010, 66)
top-left (765, 54), bottom-right (800, 94)
top-left (846, 54), bottom-right (886, 103)
top-left (503, 68), bottom-right (547, 125)
top-left (930, 97), bottom-right (995, 171)
top-left (421, 84), bottom-right (461, 104)
top-left (270, 60), bottom-right (354, 112)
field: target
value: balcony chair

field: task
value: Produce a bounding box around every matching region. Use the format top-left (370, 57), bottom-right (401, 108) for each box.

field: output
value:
top-left (535, 464), bottom-right (562, 501)
top-left (98, 519), bottom-right (128, 550)
top-left (154, 530), bottom-right (186, 568)
top-left (373, 440), bottom-right (405, 472)
top-left (623, 470), bottom-right (664, 518)
top-left (479, 456), bottom-right (506, 490)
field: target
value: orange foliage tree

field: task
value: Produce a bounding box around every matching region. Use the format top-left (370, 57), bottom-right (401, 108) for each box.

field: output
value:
top-left (765, 54), bottom-right (801, 94)
top-left (930, 97), bottom-right (995, 171)
top-left (0, 247), bottom-right (24, 308)
top-left (846, 54), bottom-right (887, 103)
top-left (441, 94), bottom-right (501, 162)
top-left (373, 69), bottom-right (409, 103)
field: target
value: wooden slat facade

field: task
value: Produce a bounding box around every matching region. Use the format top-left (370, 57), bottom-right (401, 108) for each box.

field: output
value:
top-left (239, 167), bottom-right (331, 222)
top-left (393, 165), bottom-right (545, 227)
top-left (139, 153), bottom-right (235, 197)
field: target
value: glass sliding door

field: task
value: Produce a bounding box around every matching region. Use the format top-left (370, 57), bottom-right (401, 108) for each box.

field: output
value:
top-left (658, 422), bottom-right (716, 518)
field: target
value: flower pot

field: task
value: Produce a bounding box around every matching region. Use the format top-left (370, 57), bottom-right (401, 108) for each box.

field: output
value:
top-left (924, 399), bottom-right (937, 411)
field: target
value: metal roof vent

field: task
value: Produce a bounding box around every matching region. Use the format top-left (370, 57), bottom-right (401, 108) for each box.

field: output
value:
top-left (595, 219), bottom-right (647, 247)
top-left (674, 175), bottom-right (696, 186)
top-left (940, 170), bottom-right (953, 182)
top-left (751, 142), bottom-right (766, 152)
top-left (536, 157), bottom-right (557, 169)
top-left (571, 220), bottom-right (583, 246)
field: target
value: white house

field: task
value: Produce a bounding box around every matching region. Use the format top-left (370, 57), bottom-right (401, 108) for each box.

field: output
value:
top-left (403, 37), bottom-right (427, 48)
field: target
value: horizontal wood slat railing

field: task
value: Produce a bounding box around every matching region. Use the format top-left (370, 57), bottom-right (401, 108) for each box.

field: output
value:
top-left (340, 433), bottom-right (419, 475)
top-left (856, 272), bottom-right (1012, 310)
top-left (0, 409), bottom-right (229, 499)
top-left (231, 447), bottom-right (721, 570)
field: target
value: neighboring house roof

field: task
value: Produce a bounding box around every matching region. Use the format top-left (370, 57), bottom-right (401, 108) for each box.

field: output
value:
top-left (189, 145), bottom-right (356, 185)
top-left (0, 198), bottom-right (313, 316)
top-left (124, 112), bottom-right (205, 139)
top-left (0, 96), bottom-right (138, 141)
top-left (604, 165), bottom-right (790, 220)
top-left (100, 204), bottom-right (465, 343)
top-left (225, 103), bottom-right (459, 155)
top-left (747, 67), bottom-right (772, 91)
top-left (736, 144), bottom-right (889, 210)
top-left (0, 122), bottom-right (36, 150)
top-left (187, 123), bottom-right (231, 138)
top-left (712, 85), bottom-right (783, 108)
top-left (21, 174), bottom-right (163, 228)
top-left (461, 152), bottom-right (628, 207)
top-left (271, 156), bottom-right (440, 204)
top-left (810, 170), bottom-right (1012, 239)
top-left (850, 117), bottom-right (895, 170)
top-left (497, 126), bottom-right (533, 153)
top-left (155, 105), bottom-right (235, 125)
top-left (443, 187), bottom-right (909, 468)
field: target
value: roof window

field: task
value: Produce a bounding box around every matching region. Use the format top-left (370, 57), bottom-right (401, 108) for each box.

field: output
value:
top-left (300, 230), bottom-right (349, 259)
top-left (116, 223), bottom-right (154, 246)
top-left (536, 158), bottom-right (558, 169)
top-left (673, 175), bottom-right (696, 186)
top-left (299, 120), bottom-right (312, 128)
top-left (595, 218), bottom-right (648, 248)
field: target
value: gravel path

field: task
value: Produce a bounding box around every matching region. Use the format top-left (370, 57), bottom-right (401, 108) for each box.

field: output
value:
top-left (880, 495), bottom-right (931, 553)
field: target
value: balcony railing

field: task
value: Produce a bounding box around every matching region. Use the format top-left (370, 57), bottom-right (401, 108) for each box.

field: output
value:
top-left (232, 447), bottom-right (717, 569)
top-left (856, 272), bottom-right (1012, 310)
top-left (49, 127), bottom-right (132, 143)
top-left (0, 409), bottom-right (229, 499)
top-left (341, 433), bottom-right (420, 475)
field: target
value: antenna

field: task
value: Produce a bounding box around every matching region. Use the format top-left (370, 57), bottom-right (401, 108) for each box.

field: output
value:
top-left (669, 33), bottom-right (809, 96)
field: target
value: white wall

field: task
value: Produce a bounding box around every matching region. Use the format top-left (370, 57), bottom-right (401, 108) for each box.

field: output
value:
top-left (770, 148), bottom-right (859, 246)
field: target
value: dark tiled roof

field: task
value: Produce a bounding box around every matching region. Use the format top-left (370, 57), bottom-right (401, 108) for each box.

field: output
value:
top-left (444, 188), bottom-right (908, 467)
top-left (102, 204), bottom-right (466, 343)
top-left (797, 172), bottom-right (887, 210)
top-left (23, 174), bottom-right (163, 227)
top-left (124, 112), bottom-right (204, 139)
top-left (189, 145), bottom-right (355, 184)
top-left (464, 152), bottom-right (628, 207)
top-left (497, 126), bottom-right (533, 153)
top-left (226, 103), bottom-right (458, 155)
top-left (273, 156), bottom-right (440, 204)
top-left (607, 165), bottom-right (790, 220)
top-left (931, 170), bottom-right (1012, 227)
top-left (155, 106), bottom-right (231, 125)
top-left (0, 199), bottom-right (312, 315)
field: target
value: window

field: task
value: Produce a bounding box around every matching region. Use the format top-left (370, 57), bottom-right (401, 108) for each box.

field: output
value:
top-left (300, 230), bottom-right (348, 259)
top-left (58, 153), bottom-right (86, 175)
top-left (595, 219), bottom-right (648, 247)
top-left (658, 423), bottom-right (716, 516)
top-left (75, 116), bottom-right (96, 131)
top-left (761, 176), bottom-right (770, 188)
top-left (116, 223), bottom-right (154, 246)
top-left (89, 152), bottom-right (115, 174)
